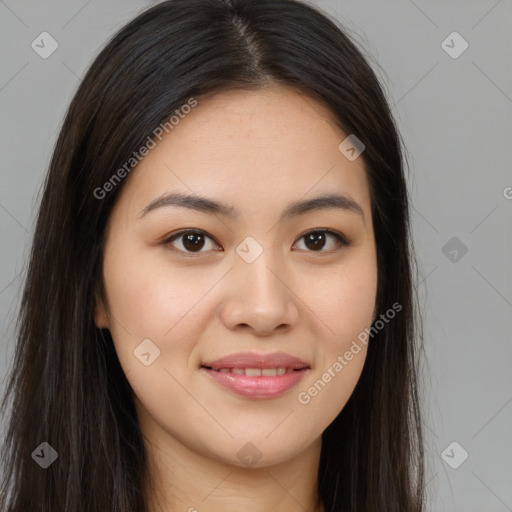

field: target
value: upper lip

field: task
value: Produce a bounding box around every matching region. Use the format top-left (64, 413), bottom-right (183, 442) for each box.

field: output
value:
top-left (201, 351), bottom-right (311, 370)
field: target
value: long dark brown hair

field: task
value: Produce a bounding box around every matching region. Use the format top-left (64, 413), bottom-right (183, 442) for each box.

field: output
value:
top-left (0, 0), bottom-right (426, 510)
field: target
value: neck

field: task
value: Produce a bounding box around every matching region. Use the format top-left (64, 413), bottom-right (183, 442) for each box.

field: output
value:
top-left (141, 424), bottom-right (324, 512)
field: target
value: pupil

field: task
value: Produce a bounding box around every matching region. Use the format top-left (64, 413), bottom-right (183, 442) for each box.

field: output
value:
top-left (183, 233), bottom-right (204, 252)
top-left (305, 232), bottom-right (325, 251)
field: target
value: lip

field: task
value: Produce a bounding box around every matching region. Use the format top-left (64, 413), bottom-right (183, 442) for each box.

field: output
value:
top-left (201, 351), bottom-right (310, 370)
top-left (200, 351), bottom-right (311, 399)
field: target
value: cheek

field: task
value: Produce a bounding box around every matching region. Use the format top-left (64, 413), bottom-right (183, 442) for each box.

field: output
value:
top-left (100, 240), bottom-right (219, 391)
top-left (305, 252), bottom-right (378, 344)
top-left (293, 344), bottom-right (367, 444)
top-left (102, 241), bottom-right (206, 340)
top-left (294, 252), bottom-right (377, 422)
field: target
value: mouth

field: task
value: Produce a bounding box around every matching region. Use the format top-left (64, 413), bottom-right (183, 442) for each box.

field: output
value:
top-left (199, 351), bottom-right (311, 399)
top-left (200, 366), bottom-right (304, 376)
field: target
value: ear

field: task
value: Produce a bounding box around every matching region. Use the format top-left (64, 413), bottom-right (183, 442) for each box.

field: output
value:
top-left (371, 303), bottom-right (378, 324)
top-left (94, 293), bottom-right (110, 329)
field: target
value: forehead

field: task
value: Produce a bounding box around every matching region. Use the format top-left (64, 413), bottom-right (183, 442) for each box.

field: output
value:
top-left (114, 85), bottom-right (372, 221)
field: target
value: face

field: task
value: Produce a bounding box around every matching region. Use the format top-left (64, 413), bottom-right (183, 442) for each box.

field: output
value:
top-left (95, 85), bottom-right (378, 468)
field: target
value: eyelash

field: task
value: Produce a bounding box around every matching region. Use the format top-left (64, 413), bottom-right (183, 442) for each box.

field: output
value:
top-left (160, 228), bottom-right (351, 256)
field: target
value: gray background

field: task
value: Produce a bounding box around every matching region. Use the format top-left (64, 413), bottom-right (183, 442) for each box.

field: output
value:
top-left (1, 1), bottom-right (511, 510)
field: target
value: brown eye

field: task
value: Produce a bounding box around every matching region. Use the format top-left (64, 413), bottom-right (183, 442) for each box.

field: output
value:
top-left (294, 230), bottom-right (350, 252)
top-left (163, 230), bottom-right (220, 254)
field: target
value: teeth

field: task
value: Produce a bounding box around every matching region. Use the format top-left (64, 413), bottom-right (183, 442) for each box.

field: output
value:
top-left (213, 367), bottom-right (295, 376)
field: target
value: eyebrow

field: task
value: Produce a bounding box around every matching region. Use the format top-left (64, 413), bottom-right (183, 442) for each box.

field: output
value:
top-left (138, 191), bottom-right (365, 222)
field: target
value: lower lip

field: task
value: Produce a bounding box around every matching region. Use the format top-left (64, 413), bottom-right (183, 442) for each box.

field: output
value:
top-left (200, 367), bottom-right (309, 399)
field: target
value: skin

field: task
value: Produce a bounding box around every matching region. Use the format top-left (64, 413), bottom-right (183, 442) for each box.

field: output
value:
top-left (95, 84), bottom-right (378, 512)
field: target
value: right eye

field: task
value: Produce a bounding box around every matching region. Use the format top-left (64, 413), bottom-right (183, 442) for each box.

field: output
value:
top-left (161, 229), bottom-right (222, 255)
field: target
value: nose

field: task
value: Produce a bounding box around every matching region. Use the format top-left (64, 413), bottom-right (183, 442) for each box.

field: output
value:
top-left (219, 249), bottom-right (300, 337)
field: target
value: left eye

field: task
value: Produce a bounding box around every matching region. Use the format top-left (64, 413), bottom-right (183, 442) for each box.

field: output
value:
top-left (293, 229), bottom-right (349, 252)
top-left (162, 229), bottom-right (349, 255)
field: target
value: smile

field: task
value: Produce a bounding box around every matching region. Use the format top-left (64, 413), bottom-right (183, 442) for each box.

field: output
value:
top-left (200, 366), bottom-right (310, 398)
top-left (202, 366), bottom-right (296, 376)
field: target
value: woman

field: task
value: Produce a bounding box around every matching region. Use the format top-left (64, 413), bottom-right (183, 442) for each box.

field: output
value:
top-left (0, 0), bottom-right (426, 510)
